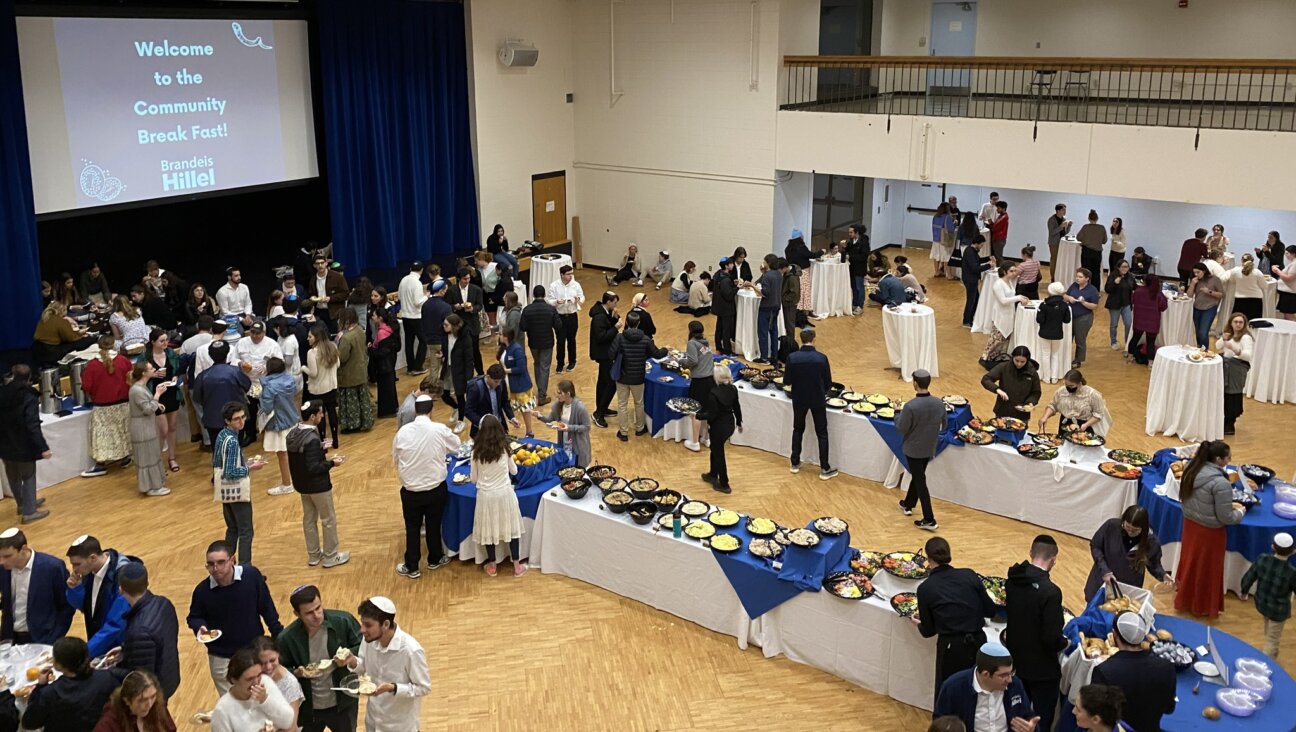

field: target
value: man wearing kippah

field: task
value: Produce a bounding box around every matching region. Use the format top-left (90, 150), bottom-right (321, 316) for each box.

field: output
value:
top-left (345, 596), bottom-right (430, 732)
top-left (1091, 611), bottom-right (1176, 732)
top-left (934, 642), bottom-right (1039, 732)
top-left (287, 401), bottom-right (350, 569)
top-left (115, 561), bottom-right (181, 697)
top-left (1241, 531), bottom-right (1296, 658)
top-left (1005, 535), bottom-right (1067, 732)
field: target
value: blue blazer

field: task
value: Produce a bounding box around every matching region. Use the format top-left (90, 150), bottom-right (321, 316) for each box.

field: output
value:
top-left (192, 363), bottom-right (251, 431)
top-left (65, 548), bottom-right (140, 657)
top-left (934, 668), bottom-right (1036, 732)
top-left (784, 345), bottom-right (832, 409)
top-left (464, 376), bottom-right (514, 437)
top-left (0, 550), bottom-right (74, 644)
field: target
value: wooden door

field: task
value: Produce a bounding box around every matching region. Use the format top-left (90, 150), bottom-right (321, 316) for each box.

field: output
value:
top-left (531, 172), bottom-right (568, 244)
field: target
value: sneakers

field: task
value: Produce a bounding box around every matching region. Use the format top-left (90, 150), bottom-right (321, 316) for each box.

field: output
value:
top-left (514, 561), bottom-right (529, 577)
top-left (852, 307), bottom-right (863, 316)
top-left (555, 365), bottom-right (565, 374)
top-left (898, 500), bottom-right (912, 516)
top-left (409, 369), bottom-right (428, 376)
top-left (684, 440), bottom-right (701, 452)
top-left (789, 462), bottom-right (801, 474)
top-left (396, 563), bottom-right (421, 579)
top-left (713, 483), bottom-right (732, 494)
top-left (146, 487), bottom-right (172, 497)
top-left (810, 313), bottom-right (827, 321)
top-left (593, 415), bottom-right (608, 429)
top-left (819, 468), bottom-right (839, 481)
top-left (119, 456), bottom-right (132, 468)
top-left (617, 432), bottom-right (628, 442)
top-left (915, 519), bottom-right (939, 531)
top-left (427, 556), bottom-right (452, 571)
top-left (308, 556), bottom-right (322, 567)
top-left (484, 562), bottom-right (498, 577)
top-left (1110, 343), bottom-right (1121, 350)
top-left (605, 273), bottom-right (615, 285)
top-left (634, 279), bottom-right (644, 287)
top-left (452, 420), bottom-right (466, 434)
top-left (700, 473), bottom-right (717, 484)
top-left (604, 409), bottom-right (618, 417)
top-left (753, 358), bottom-right (771, 365)
top-left (20, 509), bottom-right (49, 524)
top-left (80, 465), bottom-right (107, 478)
top-left (635, 426), bottom-right (649, 436)
top-left (701, 436), bottom-right (711, 447)
top-left (961, 323), bottom-right (973, 329)
top-left (323, 551), bottom-right (351, 568)
top-left (267, 485), bottom-right (295, 496)
top-left (537, 396), bottom-right (552, 407)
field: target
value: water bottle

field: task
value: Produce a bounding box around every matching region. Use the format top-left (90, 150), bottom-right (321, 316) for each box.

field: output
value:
top-left (672, 507), bottom-right (683, 538)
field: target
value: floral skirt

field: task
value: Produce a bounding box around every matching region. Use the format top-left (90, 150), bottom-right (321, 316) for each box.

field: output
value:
top-left (90, 403), bottom-right (131, 464)
top-left (798, 276), bottom-right (814, 312)
top-left (337, 385), bottom-right (374, 431)
top-left (982, 326), bottom-right (1010, 362)
top-left (509, 388), bottom-right (537, 413)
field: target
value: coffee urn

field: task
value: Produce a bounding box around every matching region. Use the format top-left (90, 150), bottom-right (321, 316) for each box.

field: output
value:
top-left (70, 360), bottom-right (88, 406)
top-left (39, 367), bottom-right (63, 414)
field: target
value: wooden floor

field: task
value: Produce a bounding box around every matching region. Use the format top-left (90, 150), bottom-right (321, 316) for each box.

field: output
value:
top-left (15, 255), bottom-right (1295, 731)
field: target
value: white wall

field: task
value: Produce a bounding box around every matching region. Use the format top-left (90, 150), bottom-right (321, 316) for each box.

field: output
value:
top-left (571, 0), bottom-right (818, 270)
top-left (871, 177), bottom-right (1296, 271)
top-left (466, 0), bottom-right (577, 245)
top-left (877, 0), bottom-right (1296, 58)
top-left (773, 170), bottom-right (814, 249)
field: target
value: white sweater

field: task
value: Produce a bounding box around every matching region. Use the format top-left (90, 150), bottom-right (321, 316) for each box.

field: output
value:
top-left (1224, 266), bottom-right (1269, 299)
top-left (303, 348), bottom-right (339, 393)
top-left (989, 277), bottom-right (1020, 337)
top-left (210, 675), bottom-right (295, 732)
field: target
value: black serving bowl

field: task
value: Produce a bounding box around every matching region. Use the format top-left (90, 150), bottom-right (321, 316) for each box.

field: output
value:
top-left (652, 489), bottom-right (683, 512)
top-left (595, 476), bottom-right (629, 495)
top-left (626, 501), bottom-right (658, 525)
top-left (603, 490), bottom-right (634, 513)
top-left (627, 477), bottom-right (660, 500)
top-left (1242, 464), bottom-right (1275, 486)
top-left (826, 382), bottom-right (846, 399)
top-left (560, 478), bottom-right (590, 500)
top-left (586, 464), bottom-right (617, 480)
top-left (762, 368), bottom-right (784, 380)
top-left (738, 367), bottom-right (761, 381)
top-left (557, 466), bottom-right (587, 481)
top-left (749, 377), bottom-right (770, 390)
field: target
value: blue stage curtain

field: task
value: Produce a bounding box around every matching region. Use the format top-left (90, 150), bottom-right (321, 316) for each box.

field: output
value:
top-left (0, 0), bottom-right (43, 353)
top-left (317, 0), bottom-right (479, 272)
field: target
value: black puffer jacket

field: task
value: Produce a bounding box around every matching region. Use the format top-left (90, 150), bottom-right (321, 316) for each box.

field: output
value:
top-left (120, 591), bottom-right (181, 697)
top-left (520, 300), bottom-right (562, 350)
top-left (286, 424), bottom-right (334, 494)
top-left (1035, 295), bottom-right (1072, 341)
top-left (588, 303), bottom-right (620, 362)
top-left (711, 271), bottom-right (738, 317)
top-left (0, 381), bottom-right (49, 462)
top-left (608, 328), bottom-right (667, 386)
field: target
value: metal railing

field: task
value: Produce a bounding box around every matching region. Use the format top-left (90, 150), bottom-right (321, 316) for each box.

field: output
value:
top-left (782, 56), bottom-right (1296, 132)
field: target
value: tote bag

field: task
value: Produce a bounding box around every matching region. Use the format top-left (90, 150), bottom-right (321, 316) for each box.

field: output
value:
top-left (213, 467), bottom-right (252, 503)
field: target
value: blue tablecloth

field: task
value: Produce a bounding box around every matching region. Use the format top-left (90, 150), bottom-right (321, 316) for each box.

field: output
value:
top-left (644, 355), bottom-right (745, 435)
top-left (865, 404), bottom-right (973, 471)
top-left (707, 520), bottom-right (851, 619)
top-left (1138, 448), bottom-right (1296, 564)
top-left (442, 438), bottom-right (572, 552)
top-left (1058, 609), bottom-right (1296, 732)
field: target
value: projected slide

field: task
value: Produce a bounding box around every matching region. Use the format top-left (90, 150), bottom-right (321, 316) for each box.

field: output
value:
top-left (18, 16), bottom-right (318, 214)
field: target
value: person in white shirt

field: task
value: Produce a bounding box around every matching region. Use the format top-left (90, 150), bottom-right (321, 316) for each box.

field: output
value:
top-left (397, 261), bottom-right (429, 377)
top-left (210, 647), bottom-right (296, 732)
top-left (391, 397), bottom-right (461, 579)
top-left (1222, 253), bottom-right (1269, 322)
top-left (235, 323), bottom-right (284, 384)
top-left (251, 637), bottom-right (304, 731)
top-left (346, 596), bottom-right (430, 732)
top-left (546, 265), bottom-right (585, 372)
top-left (216, 268), bottom-right (254, 327)
top-left (979, 191), bottom-right (1001, 227)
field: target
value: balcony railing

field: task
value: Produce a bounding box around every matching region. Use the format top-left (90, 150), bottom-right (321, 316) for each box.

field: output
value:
top-left (782, 56), bottom-right (1296, 133)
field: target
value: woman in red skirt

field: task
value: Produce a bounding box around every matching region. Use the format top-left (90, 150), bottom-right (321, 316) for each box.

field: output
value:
top-left (1174, 440), bottom-right (1244, 618)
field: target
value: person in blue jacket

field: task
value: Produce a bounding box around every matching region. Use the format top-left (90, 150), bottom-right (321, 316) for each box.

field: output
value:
top-left (0, 528), bottom-right (74, 644)
top-left (869, 266), bottom-right (910, 307)
top-left (464, 364), bottom-right (520, 438)
top-left (112, 561), bottom-right (181, 698)
top-left (66, 534), bottom-right (141, 658)
top-left (934, 642), bottom-right (1040, 732)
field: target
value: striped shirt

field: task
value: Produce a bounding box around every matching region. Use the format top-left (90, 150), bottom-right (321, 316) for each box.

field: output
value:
top-left (1017, 259), bottom-right (1041, 285)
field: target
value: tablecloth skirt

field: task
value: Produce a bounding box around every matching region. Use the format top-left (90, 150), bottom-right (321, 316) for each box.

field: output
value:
top-left (1245, 319), bottom-right (1296, 404)
top-left (881, 307), bottom-right (939, 380)
top-left (971, 270), bottom-right (997, 334)
top-left (1011, 304), bottom-right (1074, 383)
top-left (1158, 298), bottom-right (1195, 348)
top-left (734, 291), bottom-right (785, 361)
top-left (810, 261), bottom-right (852, 318)
top-left (1144, 347), bottom-right (1224, 442)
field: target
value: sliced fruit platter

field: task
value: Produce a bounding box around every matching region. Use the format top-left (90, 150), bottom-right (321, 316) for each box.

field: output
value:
top-left (987, 416), bottom-right (1027, 431)
top-left (1098, 462), bottom-right (1142, 480)
top-left (956, 425), bottom-right (993, 445)
top-left (1017, 443), bottom-right (1059, 461)
top-left (850, 549), bottom-right (885, 578)
top-left (824, 571), bottom-right (876, 600)
top-left (981, 575), bottom-right (1008, 606)
top-left (850, 401), bottom-right (877, 415)
top-left (882, 551), bottom-right (929, 579)
top-left (968, 417), bottom-right (997, 434)
top-left (1064, 430), bottom-right (1106, 447)
top-left (1029, 433), bottom-right (1063, 448)
top-left (1107, 449), bottom-right (1152, 466)
top-left (891, 592), bottom-right (919, 618)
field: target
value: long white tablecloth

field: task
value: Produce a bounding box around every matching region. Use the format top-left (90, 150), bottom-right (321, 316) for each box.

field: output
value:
top-left (1216, 276), bottom-right (1279, 333)
top-left (1245, 318), bottom-right (1296, 404)
top-left (1010, 301), bottom-right (1074, 383)
top-left (1158, 297), bottom-right (1195, 348)
top-left (971, 270), bottom-right (997, 334)
top-left (531, 488), bottom-right (995, 712)
top-left (914, 441), bottom-right (1139, 539)
top-left (1054, 238), bottom-right (1082, 280)
top-left (528, 254), bottom-right (571, 305)
top-left (810, 259), bottom-right (852, 318)
top-left (1145, 345), bottom-right (1224, 442)
top-left (734, 289), bottom-right (785, 362)
top-left (882, 304), bottom-right (938, 381)
top-left (0, 409), bottom-right (91, 499)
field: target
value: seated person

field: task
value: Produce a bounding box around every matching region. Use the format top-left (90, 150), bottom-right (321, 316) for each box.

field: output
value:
top-left (32, 302), bottom-right (94, 366)
top-left (131, 286), bottom-right (177, 331)
top-left (894, 258), bottom-right (928, 303)
top-left (676, 271), bottom-right (713, 315)
top-left (868, 268), bottom-right (910, 306)
top-left (865, 250), bottom-right (891, 284)
top-left (669, 261), bottom-right (696, 304)
top-left (608, 244), bottom-right (645, 285)
top-left (648, 251), bottom-right (674, 290)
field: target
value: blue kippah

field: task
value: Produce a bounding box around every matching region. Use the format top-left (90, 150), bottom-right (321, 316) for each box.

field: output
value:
top-left (979, 641), bottom-right (1010, 658)
top-left (119, 561), bottom-right (147, 581)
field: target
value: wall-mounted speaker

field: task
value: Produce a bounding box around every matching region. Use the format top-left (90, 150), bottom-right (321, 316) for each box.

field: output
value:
top-left (498, 41), bottom-right (539, 68)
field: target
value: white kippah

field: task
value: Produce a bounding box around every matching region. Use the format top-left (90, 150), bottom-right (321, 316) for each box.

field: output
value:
top-left (415, 394), bottom-right (434, 403)
top-left (1276, 532), bottom-right (1294, 549)
top-left (1114, 611), bottom-right (1149, 645)
top-left (71, 534), bottom-right (89, 546)
top-left (0, 527), bottom-right (19, 539)
top-left (369, 596), bottom-right (397, 614)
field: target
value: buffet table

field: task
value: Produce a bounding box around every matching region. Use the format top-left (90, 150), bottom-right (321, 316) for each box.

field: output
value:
top-left (443, 438), bottom-right (572, 563)
top-left (1245, 318), bottom-right (1296, 404)
top-left (1145, 345), bottom-right (1224, 442)
top-left (881, 304), bottom-right (939, 380)
top-left (1139, 449), bottom-right (1296, 595)
top-left (531, 488), bottom-right (996, 712)
top-left (643, 356), bottom-right (745, 441)
top-left (1158, 296), bottom-right (1196, 348)
top-left (809, 258), bottom-right (852, 318)
top-left (734, 289), bottom-right (786, 362)
top-left (1010, 301), bottom-right (1073, 383)
top-left (0, 409), bottom-right (91, 498)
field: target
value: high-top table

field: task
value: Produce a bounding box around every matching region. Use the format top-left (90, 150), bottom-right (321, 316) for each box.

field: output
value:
top-left (1145, 345), bottom-right (1224, 442)
top-left (1158, 295), bottom-right (1196, 348)
top-left (1010, 300), bottom-right (1074, 383)
top-left (881, 303), bottom-right (938, 381)
top-left (809, 257), bottom-right (852, 318)
top-left (734, 289), bottom-right (785, 362)
top-left (1245, 318), bottom-right (1296, 404)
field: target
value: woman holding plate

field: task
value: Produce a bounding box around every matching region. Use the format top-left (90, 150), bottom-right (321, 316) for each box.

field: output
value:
top-left (980, 346), bottom-right (1041, 419)
top-left (1037, 369), bottom-right (1109, 436)
top-left (1083, 505), bottom-right (1171, 601)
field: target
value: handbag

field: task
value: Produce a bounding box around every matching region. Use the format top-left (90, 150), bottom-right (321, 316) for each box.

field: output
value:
top-left (940, 227), bottom-right (955, 248)
top-left (212, 466), bottom-right (252, 503)
top-left (610, 352), bottom-right (624, 381)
